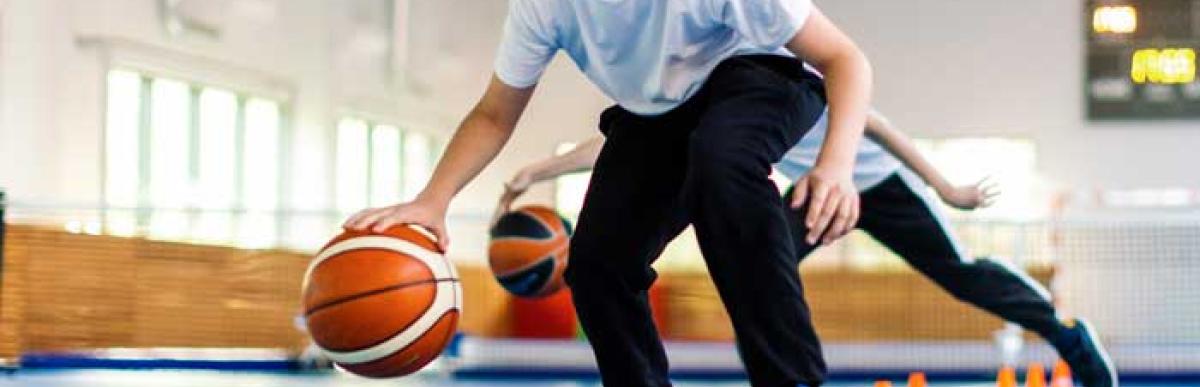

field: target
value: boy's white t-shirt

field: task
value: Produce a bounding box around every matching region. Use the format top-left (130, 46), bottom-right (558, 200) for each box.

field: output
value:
top-left (774, 109), bottom-right (904, 191)
top-left (494, 0), bottom-right (813, 115)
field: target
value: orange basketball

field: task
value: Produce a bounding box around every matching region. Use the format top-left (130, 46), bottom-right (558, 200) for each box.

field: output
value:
top-left (488, 205), bottom-right (573, 298)
top-left (301, 225), bottom-right (461, 378)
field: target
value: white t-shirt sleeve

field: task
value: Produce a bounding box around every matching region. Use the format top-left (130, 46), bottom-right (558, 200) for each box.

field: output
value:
top-left (710, 0), bottom-right (813, 50)
top-left (494, 0), bottom-right (558, 88)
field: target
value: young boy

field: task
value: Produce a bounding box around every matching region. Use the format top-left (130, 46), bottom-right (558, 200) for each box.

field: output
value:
top-left (346, 1), bottom-right (872, 385)
top-left (496, 109), bottom-right (1118, 387)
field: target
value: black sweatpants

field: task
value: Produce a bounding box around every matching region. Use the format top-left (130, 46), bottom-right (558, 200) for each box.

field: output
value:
top-left (564, 55), bottom-right (828, 387)
top-left (784, 172), bottom-right (1065, 341)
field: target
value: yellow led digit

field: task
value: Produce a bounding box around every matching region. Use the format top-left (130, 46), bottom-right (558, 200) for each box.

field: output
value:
top-left (1179, 49), bottom-right (1196, 84)
top-left (1131, 48), bottom-right (1197, 85)
top-left (1093, 5), bottom-right (1137, 34)
top-left (1131, 49), bottom-right (1150, 84)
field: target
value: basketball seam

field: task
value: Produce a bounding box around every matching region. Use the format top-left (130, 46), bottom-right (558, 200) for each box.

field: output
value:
top-left (527, 210), bottom-right (561, 235)
top-left (304, 236), bottom-right (451, 292)
top-left (488, 238), bottom-right (569, 273)
top-left (493, 252), bottom-right (561, 279)
top-left (341, 310), bottom-right (459, 374)
top-left (324, 280), bottom-right (458, 365)
top-left (309, 236), bottom-right (460, 364)
top-left (304, 278), bottom-right (459, 317)
top-left (491, 212), bottom-right (555, 239)
top-left (315, 247), bottom-right (437, 275)
top-left (489, 236), bottom-right (558, 243)
top-left (309, 279), bottom-right (460, 353)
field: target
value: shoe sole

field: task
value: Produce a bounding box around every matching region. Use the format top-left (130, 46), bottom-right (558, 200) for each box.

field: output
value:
top-left (1077, 318), bottom-right (1119, 387)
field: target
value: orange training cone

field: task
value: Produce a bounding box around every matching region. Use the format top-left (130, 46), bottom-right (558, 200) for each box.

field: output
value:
top-left (1051, 360), bottom-right (1074, 387)
top-left (874, 380), bottom-right (894, 387)
top-left (908, 372), bottom-right (927, 387)
top-left (998, 366), bottom-right (1018, 387)
top-left (1025, 362), bottom-right (1047, 387)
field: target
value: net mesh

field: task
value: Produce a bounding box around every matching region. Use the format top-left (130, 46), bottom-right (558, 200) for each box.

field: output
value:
top-left (0, 199), bottom-right (1197, 374)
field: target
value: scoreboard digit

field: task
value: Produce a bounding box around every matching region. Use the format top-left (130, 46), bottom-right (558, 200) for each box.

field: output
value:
top-left (1086, 0), bottom-right (1200, 120)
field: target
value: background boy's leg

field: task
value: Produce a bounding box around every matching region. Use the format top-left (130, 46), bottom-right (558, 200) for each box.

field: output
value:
top-left (855, 173), bottom-right (1065, 340)
top-left (565, 107), bottom-right (691, 387)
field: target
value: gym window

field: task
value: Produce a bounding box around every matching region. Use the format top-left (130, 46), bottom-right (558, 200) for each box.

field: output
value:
top-left (841, 137), bottom-right (1046, 271)
top-left (334, 117), bottom-right (438, 215)
top-left (912, 137), bottom-right (1041, 220)
top-left (103, 69), bottom-right (286, 248)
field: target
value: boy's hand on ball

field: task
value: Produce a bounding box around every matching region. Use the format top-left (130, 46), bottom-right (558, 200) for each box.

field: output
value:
top-left (790, 167), bottom-right (860, 246)
top-left (344, 198), bottom-right (451, 251)
top-left (492, 170), bottom-right (534, 225)
top-left (506, 169), bottom-right (536, 195)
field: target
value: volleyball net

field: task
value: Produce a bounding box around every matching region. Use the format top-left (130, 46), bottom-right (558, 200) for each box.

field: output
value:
top-left (0, 195), bottom-right (1197, 379)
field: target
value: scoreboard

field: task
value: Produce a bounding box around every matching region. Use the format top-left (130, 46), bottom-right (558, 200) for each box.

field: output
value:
top-left (1087, 0), bottom-right (1200, 120)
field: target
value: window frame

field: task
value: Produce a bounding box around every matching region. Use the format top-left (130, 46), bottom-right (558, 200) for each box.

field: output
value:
top-left (101, 66), bottom-right (291, 246)
top-left (333, 113), bottom-right (442, 213)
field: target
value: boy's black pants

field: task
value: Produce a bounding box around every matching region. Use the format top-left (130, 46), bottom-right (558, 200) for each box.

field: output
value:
top-left (564, 55), bottom-right (829, 387)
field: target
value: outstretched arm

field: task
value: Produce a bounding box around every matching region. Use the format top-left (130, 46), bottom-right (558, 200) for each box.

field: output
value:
top-left (864, 111), bottom-right (997, 210)
top-left (493, 135), bottom-right (605, 222)
top-left (344, 76), bottom-right (536, 250)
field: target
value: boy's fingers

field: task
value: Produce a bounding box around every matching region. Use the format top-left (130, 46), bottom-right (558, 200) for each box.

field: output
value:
top-left (490, 206), bottom-right (507, 227)
top-left (349, 209), bottom-right (387, 231)
top-left (790, 177), bottom-right (810, 209)
top-left (807, 193), bottom-right (840, 244)
top-left (804, 183), bottom-right (830, 228)
top-left (342, 210), bottom-right (365, 228)
top-left (823, 198), bottom-right (854, 245)
top-left (370, 211), bottom-right (403, 233)
top-left (847, 194), bottom-right (860, 234)
top-left (344, 208), bottom-right (379, 229)
top-left (496, 194), bottom-right (515, 215)
top-left (433, 225), bottom-right (450, 252)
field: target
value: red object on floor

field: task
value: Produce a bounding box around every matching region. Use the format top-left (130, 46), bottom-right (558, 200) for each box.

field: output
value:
top-left (649, 280), bottom-right (669, 330)
top-left (510, 281), bottom-right (669, 339)
top-left (511, 289), bottom-right (577, 339)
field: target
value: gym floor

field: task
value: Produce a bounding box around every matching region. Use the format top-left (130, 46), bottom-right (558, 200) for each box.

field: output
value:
top-left (0, 369), bottom-right (998, 387)
top-left (0, 370), bottom-right (1194, 387)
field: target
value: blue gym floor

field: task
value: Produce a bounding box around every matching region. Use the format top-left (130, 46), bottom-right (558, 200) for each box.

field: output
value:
top-left (0, 370), bottom-right (954, 387)
top-left (0, 370), bottom-right (1194, 387)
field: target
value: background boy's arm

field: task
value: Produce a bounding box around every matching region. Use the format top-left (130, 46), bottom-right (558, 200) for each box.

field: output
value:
top-left (344, 76), bottom-right (536, 250)
top-left (785, 6), bottom-right (873, 245)
top-left (493, 135), bottom-right (605, 222)
top-left (864, 110), bottom-right (998, 210)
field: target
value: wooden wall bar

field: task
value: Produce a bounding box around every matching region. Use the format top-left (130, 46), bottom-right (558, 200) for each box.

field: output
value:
top-left (0, 226), bottom-right (313, 358)
top-left (0, 225), bottom-right (1051, 361)
top-left (660, 269), bottom-right (1051, 342)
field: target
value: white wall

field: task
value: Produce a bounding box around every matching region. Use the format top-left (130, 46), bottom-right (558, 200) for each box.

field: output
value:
top-left (1, 0), bottom-right (1195, 260)
top-left (1, 0), bottom-right (337, 207)
top-left (818, 0), bottom-right (1200, 190)
top-left (413, 0), bottom-right (1200, 200)
top-left (0, 0), bottom-right (609, 260)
